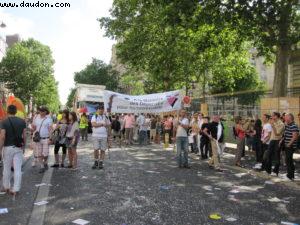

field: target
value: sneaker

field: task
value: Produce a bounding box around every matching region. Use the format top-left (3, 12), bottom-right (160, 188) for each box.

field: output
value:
top-left (31, 160), bottom-right (37, 167)
top-left (44, 164), bottom-right (49, 170)
top-left (60, 164), bottom-right (65, 168)
top-left (98, 161), bottom-right (104, 169)
top-left (92, 161), bottom-right (98, 170)
top-left (183, 165), bottom-right (191, 169)
top-left (51, 164), bottom-right (59, 168)
top-left (39, 168), bottom-right (45, 173)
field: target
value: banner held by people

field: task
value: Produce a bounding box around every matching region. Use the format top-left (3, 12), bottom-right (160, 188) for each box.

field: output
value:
top-left (104, 90), bottom-right (182, 113)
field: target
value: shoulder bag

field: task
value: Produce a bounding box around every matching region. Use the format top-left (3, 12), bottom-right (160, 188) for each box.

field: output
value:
top-left (33, 118), bottom-right (46, 142)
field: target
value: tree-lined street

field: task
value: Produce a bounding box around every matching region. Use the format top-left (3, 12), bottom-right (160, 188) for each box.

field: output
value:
top-left (1, 141), bottom-right (300, 225)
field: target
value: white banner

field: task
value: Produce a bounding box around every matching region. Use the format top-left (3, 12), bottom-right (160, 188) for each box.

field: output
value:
top-left (104, 90), bottom-right (182, 113)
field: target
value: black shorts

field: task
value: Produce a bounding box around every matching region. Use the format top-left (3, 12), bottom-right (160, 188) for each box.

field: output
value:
top-left (54, 143), bottom-right (67, 155)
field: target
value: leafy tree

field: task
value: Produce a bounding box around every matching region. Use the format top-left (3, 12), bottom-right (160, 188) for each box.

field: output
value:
top-left (74, 58), bottom-right (119, 91)
top-left (35, 75), bottom-right (60, 112)
top-left (200, 0), bottom-right (300, 97)
top-left (99, 0), bottom-right (264, 99)
top-left (0, 38), bottom-right (55, 104)
top-left (66, 88), bottom-right (76, 109)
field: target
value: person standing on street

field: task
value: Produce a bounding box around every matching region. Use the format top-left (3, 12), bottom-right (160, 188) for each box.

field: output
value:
top-left (137, 113), bottom-right (148, 145)
top-left (175, 110), bottom-right (190, 168)
top-left (265, 112), bottom-right (285, 176)
top-left (124, 113), bottom-right (135, 145)
top-left (284, 113), bottom-right (299, 180)
top-left (91, 107), bottom-right (111, 169)
top-left (234, 116), bottom-right (246, 168)
top-left (190, 113), bottom-right (200, 154)
top-left (252, 118), bottom-right (262, 164)
top-left (150, 115), bottom-right (157, 144)
top-left (260, 114), bottom-right (272, 171)
top-left (66, 112), bottom-right (80, 170)
top-left (111, 115), bottom-right (122, 147)
top-left (32, 106), bottom-right (53, 173)
top-left (0, 105), bottom-right (26, 196)
top-left (204, 115), bottom-right (223, 172)
top-left (51, 110), bottom-right (69, 168)
top-left (200, 117), bottom-right (210, 160)
top-left (79, 113), bottom-right (89, 141)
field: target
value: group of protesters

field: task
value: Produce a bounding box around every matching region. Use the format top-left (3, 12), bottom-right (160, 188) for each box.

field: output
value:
top-left (0, 102), bottom-right (299, 196)
top-left (233, 112), bottom-right (299, 181)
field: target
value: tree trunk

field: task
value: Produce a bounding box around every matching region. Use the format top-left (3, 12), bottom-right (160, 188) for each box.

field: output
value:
top-left (272, 44), bottom-right (291, 97)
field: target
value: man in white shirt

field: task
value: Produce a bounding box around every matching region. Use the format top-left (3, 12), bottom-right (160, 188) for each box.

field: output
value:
top-left (32, 106), bottom-right (53, 173)
top-left (137, 114), bottom-right (148, 145)
top-left (91, 107), bottom-right (111, 169)
top-left (175, 110), bottom-right (190, 168)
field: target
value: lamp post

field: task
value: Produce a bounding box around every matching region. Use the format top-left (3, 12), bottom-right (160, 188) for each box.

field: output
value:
top-left (0, 22), bottom-right (6, 28)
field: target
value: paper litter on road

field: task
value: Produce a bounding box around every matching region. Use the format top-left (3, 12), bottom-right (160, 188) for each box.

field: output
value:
top-left (81, 176), bottom-right (88, 179)
top-left (146, 171), bottom-right (160, 174)
top-left (228, 195), bottom-right (239, 202)
top-left (209, 214), bottom-right (222, 220)
top-left (268, 197), bottom-right (282, 203)
top-left (0, 208), bottom-right (8, 214)
top-left (281, 222), bottom-right (299, 225)
top-left (202, 185), bottom-right (213, 191)
top-left (265, 181), bottom-right (275, 185)
top-left (214, 188), bottom-right (221, 190)
top-left (234, 173), bottom-right (247, 178)
top-left (160, 185), bottom-right (172, 191)
top-left (34, 201), bottom-right (49, 206)
top-left (205, 192), bottom-right (214, 195)
top-left (72, 219), bottom-right (90, 225)
top-left (226, 217), bottom-right (237, 222)
top-left (35, 183), bottom-right (52, 187)
top-left (229, 189), bottom-right (240, 194)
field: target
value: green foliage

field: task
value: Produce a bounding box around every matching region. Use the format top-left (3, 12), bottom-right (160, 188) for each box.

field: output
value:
top-left (66, 88), bottom-right (76, 109)
top-left (35, 75), bottom-right (60, 112)
top-left (119, 70), bottom-right (145, 95)
top-left (0, 38), bottom-right (60, 111)
top-left (74, 58), bottom-right (119, 91)
top-left (199, 0), bottom-right (300, 97)
top-left (99, 0), bottom-right (265, 99)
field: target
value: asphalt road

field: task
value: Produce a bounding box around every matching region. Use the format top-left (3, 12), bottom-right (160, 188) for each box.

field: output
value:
top-left (0, 140), bottom-right (300, 225)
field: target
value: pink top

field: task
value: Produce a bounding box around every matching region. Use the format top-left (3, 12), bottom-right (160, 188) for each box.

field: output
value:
top-left (124, 115), bottom-right (135, 128)
top-left (236, 126), bottom-right (246, 139)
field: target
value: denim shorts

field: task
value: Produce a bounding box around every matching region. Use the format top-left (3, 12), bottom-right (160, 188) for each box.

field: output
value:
top-left (93, 137), bottom-right (108, 151)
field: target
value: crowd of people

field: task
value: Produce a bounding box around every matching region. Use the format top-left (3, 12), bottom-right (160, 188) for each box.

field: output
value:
top-left (0, 104), bottom-right (299, 196)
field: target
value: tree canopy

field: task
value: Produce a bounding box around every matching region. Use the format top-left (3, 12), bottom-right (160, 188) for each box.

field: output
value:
top-left (74, 58), bottom-right (119, 91)
top-left (100, 0), bottom-right (265, 100)
top-left (0, 38), bottom-right (60, 112)
top-left (66, 58), bottom-right (120, 107)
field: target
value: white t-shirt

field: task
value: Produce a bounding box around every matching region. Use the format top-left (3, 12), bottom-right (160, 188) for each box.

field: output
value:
top-left (137, 115), bottom-right (147, 131)
top-left (261, 123), bottom-right (272, 144)
top-left (176, 118), bottom-right (189, 137)
top-left (33, 115), bottom-right (53, 138)
top-left (91, 114), bottom-right (110, 138)
top-left (217, 123), bottom-right (222, 141)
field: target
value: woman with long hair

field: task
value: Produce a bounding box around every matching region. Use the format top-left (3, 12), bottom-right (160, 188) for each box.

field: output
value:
top-left (66, 112), bottom-right (80, 170)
